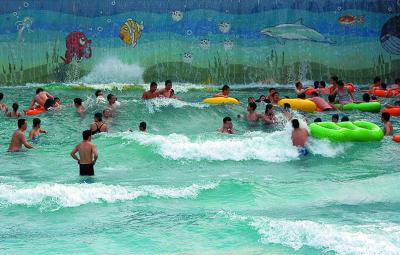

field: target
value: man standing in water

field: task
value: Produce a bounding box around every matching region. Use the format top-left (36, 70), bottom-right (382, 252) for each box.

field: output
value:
top-left (218, 117), bottom-right (235, 134)
top-left (8, 119), bottom-right (33, 152)
top-left (142, 82), bottom-right (159, 99)
top-left (291, 119), bottom-right (309, 156)
top-left (159, 80), bottom-right (174, 98)
top-left (70, 130), bottom-right (98, 176)
top-left (29, 88), bottom-right (54, 109)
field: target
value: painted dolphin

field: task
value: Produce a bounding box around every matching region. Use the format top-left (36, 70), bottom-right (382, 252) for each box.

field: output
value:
top-left (260, 19), bottom-right (335, 44)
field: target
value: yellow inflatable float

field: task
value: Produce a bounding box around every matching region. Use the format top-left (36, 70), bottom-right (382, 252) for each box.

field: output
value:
top-left (278, 98), bottom-right (317, 112)
top-left (203, 97), bottom-right (240, 105)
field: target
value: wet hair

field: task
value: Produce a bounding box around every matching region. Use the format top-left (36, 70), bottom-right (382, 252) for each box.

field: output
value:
top-left (54, 97), bottom-right (60, 102)
top-left (107, 94), bottom-right (114, 101)
top-left (44, 98), bottom-right (55, 110)
top-left (103, 109), bottom-right (110, 114)
top-left (82, 130), bottom-right (92, 140)
top-left (0, 92), bottom-right (3, 100)
top-left (223, 116), bottom-right (232, 123)
top-left (341, 116), bottom-right (349, 122)
top-left (314, 118), bottom-right (322, 123)
top-left (381, 83), bottom-right (387, 90)
top-left (373, 76), bottom-right (381, 84)
top-left (150, 81), bottom-right (158, 87)
top-left (283, 103), bottom-right (291, 110)
top-left (292, 119), bottom-right (300, 129)
top-left (395, 78), bottom-right (400, 84)
top-left (297, 93), bottom-right (306, 99)
top-left (295, 81), bottom-right (302, 88)
top-left (338, 80), bottom-right (345, 87)
top-left (94, 112), bottom-right (102, 122)
top-left (248, 102), bottom-right (257, 110)
top-left (331, 75), bottom-right (339, 82)
top-left (328, 94), bottom-right (336, 103)
top-left (74, 98), bottom-right (82, 106)
top-left (95, 90), bottom-right (103, 97)
top-left (36, 88), bottom-right (44, 94)
top-left (12, 102), bottom-right (18, 111)
top-left (165, 80), bottom-right (172, 86)
top-left (139, 121), bottom-right (147, 130)
top-left (265, 104), bottom-right (273, 112)
top-left (269, 88), bottom-right (276, 93)
top-left (332, 114), bottom-right (339, 120)
top-left (382, 112), bottom-right (390, 121)
top-left (33, 118), bottom-right (41, 127)
top-left (222, 85), bottom-right (230, 91)
top-left (271, 91), bottom-right (279, 97)
top-left (371, 96), bottom-right (378, 100)
top-left (18, 118), bottom-right (26, 128)
top-left (314, 81), bottom-right (320, 89)
top-left (311, 91), bottom-right (319, 97)
top-left (362, 93), bottom-right (371, 102)
top-left (248, 97), bottom-right (255, 102)
top-left (320, 81), bottom-right (326, 88)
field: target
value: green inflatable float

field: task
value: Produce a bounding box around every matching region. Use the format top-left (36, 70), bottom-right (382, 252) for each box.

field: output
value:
top-left (309, 121), bottom-right (384, 142)
top-left (335, 102), bottom-right (381, 112)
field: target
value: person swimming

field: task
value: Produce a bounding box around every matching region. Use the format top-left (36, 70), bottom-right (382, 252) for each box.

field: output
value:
top-left (54, 97), bottom-right (61, 107)
top-left (214, 85), bottom-right (230, 98)
top-left (107, 94), bottom-right (119, 109)
top-left (74, 98), bottom-right (85, 113)
top-left (333, 80), bottom-right (354, 104)
top-left (270, 91), bottom-right (281, 104)
top-left (90, 112), bottom-right (108, 135)
top-left (291, 119), bottom-right (309, 156)
top-left (381, 112), bottom-right (393, 136)
top-left (139, 121), bottom-right (147, 132)
top-left (262, 104), bottom-right (277, 124)
top-left (341, 115), bottom-right (350, 122)
top-left (282, 103), bottom-right (293, 121)
top-left (314, 117), bottom-right (322, 122)
top-left (29, 88), bottom-right (54, 110)
top-left (0, 92), bottom-right (8, 113)
top-left (159, 80), bottom-right (174, 98)
top-left (143, 82), bottom-right (159, 99)
top-left (103, 108), bottom-right (111, 119)
top-left (29, 118), bottom-right (48, 142)
top-left (332, 114), bottom-right (339, 123)
top-left (238, 102), bottom-right (262, 121)
top-left (70, 130), bottom-right (98, 176)
top-left (309, 92), bottom-right (332, 111)
top-left (6, 103), bottom-right (24, 117)
top-left (218, 117), bottom-right (234, 134)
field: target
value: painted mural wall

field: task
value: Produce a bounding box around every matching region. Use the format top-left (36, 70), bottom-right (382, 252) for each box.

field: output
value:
top-left (0, 0), bottom-right (399, 85)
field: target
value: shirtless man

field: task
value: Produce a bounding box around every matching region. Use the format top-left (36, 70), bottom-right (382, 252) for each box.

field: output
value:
top-left (142, 82), bottom-right (159, 99)
top-left (107, 94), bottom-right (119, 109)
top-left (0, 92), bottom-right (8, 113)
top-left (74, 98), bottom-right (85, 113)
top-left (381, 112), bottom-right (393, 136)
top-left (29, 88), bottom-right (54, 109)
top-left (214, 85), bottom-right (230, 98)
top-left (262, 104), bottom-right (277, 124)
top-left (291, 119), bottom-right (309, 156)
top-left (8, 119), bottom-right (33, 152)
top-left (218, 117), bottom-right (234, 134)
top-left (70, 130), bottom-right (98, 176)
top-left (159, 80), bottom-right (174, 98)
top-left (238, 102), bottom-right (262, 121)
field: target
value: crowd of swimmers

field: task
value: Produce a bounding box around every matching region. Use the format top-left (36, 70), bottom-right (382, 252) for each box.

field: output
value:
top-left (1, 75), bottom-right (399, 175)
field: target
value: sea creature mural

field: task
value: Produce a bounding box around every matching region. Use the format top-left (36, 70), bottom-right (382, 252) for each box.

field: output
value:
top-left (62, 32), bottom-right (92, 64)
top-left (15, 16), bottom-right (33, 42)
top-left (171, 10), bottom-right (184, 22)
top-left (199, 39), bottom-right (210, 50)
top-left (380, 15), bottom-right (400, 55)
top-left (119, 18), bottom-right (144, 47)
top-left (260, 19), bottom-right (335, 44)
top-left (218, 22), bottom-right (231, 33)
top-left (183, 52), bottom-right (193, 63)
top-left (338, 14), bottom-right (365, 25)
top-left (223, 39), bottom-right (234, 50)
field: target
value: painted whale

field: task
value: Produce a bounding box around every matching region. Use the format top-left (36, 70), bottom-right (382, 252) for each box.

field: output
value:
top-left (261, 19), bottom-right (335, 44)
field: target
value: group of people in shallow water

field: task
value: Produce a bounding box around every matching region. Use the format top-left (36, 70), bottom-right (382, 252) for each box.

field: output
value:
top-left (1, 75), bottom-right (399, 174)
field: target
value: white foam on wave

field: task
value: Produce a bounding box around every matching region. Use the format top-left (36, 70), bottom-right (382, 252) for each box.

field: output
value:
top-left (220, 211), bottom-right (400, 255)
top-left (144, 97), bottom-right (208, 113)
top-left (0, 182), bottom-right (218, 208)
top-left (80, 57), bottom-right (144, 84)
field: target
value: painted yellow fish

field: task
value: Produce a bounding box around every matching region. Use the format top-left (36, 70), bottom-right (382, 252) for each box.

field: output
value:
top-left (119, 18), bottom-right (144, 47)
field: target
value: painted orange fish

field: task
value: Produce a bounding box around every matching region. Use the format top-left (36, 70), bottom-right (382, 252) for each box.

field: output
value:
top-left (338, 14), bottom-right (365, 25)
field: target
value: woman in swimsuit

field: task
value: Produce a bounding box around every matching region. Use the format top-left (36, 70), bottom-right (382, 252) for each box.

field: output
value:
top-left (6, 103), bottom-right (24, 117)
top-left (90, 112), bottom-right (108, 135)
top-left (332, 80), bottom-right (354, 104)
top-left (29, 118), bottom-right (48, 142)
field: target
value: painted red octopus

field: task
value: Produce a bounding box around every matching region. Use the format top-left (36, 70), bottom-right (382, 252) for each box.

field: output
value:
top-left (63, 32), bottom-right (92, 64)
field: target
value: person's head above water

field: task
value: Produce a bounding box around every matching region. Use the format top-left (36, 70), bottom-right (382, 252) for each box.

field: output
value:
top-left (139, 121), bottom-right (147, 132)
top-left (95, 90), bottom-right (103, 98)
top-left (33, 118), bottom-right (41, 128)
top-left (330, 75), bottom-right (339, 85)
top-left (295, 81), bottom-right (303, 89)
top-left (74, 98), bottom-right (83, 106)
top-left (283, 103), bottom-right (291, 110)
top-left (292, 119), bottom-right (300, 129)
top-left (362, 93), bottom-right (371, 102)
top-left (314, 81), bottom-right (320, 89)
top-left (103, 108), bottom-right (111, 118)
top-left (268, 88), bottom-right (276, 94)
top-left (382, 112), bottom-right (391, 122)
top-left (0, 92), bottom-right (3, 101)
top-left (328, 94), bottom-right (336, 103)
top-left (381, 83), bottom-right (387, 90)
top-left (36, 88), bottom-right (44, 94)
top-left (18, 118), bottom-right (27, 130)
top-left (107, 94), bottom-right (116, 104)
top-left (248, 102), bottom-right (257, 111)
top-left (257, 95), bottom-right (266, 102)
top-left (314, 118), bottom-right (322, 123)
top-left (82, 130), bottom-right (92, 141)
top-left (332, 114), bottom-right (339, 122)
top-left (248, 97), bottom-right (255, 103)
top-left (341, 116), bottom-right (349, 122)
top-left (320, 81), bottom-right (326, 88)
top-left (373, 76), bottom-right (381, 85)
top-left (297, 93), bottom-right (306, 99)
top-left (265, 103), bottom-right (274, 114)
top-left (165, 80), bottom-right (172, 90)
top-left (94, 112), bottom-right (103, 122)
top-left (271, 91), bottom-right (280, 101)
top-left (150, 81), bottom-right (158, 92)
top-left (12, 102), bottom-right (19, 112)
top-left (221, 85), bottom-right (230, 96)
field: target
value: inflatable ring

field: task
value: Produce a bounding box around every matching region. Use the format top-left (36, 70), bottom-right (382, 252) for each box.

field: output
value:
top-left (309, 121), bottom-right (384, 142)
top-left (335, 102), bottom-right (381, 112)
top-left (203, 97), bottom-right (240, 105)
top-left (373, 89), bottom-right (400, 97)
top-left (278, 98), bottom-right (316, 112)
top-left (345, 83), bottom-right (356, 93)
top-left (25, 106), bottom-right (46, 116)
top-left (393, 134), bottom-right (400, 143)
top-left (383, 107), bottom-right (400, 116)
top-left (304, 87), bottom-right (317, 95)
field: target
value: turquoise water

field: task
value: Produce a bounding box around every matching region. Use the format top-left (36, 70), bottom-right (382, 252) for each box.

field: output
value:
top-left (0, 84), bottom-right (400, 254)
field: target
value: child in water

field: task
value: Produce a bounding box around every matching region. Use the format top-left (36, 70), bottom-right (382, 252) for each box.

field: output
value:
top-left (29, 118), bottom-right (48, 142)
top-left (381, 112), bottom-right (393, 136)
top-left (214, 85), bottom-right (230, 98)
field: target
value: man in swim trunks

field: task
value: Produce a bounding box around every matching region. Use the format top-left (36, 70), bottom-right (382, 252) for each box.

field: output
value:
top-left (214, 85), bottom-right (230, 98)
top-left (90, 112), bottom-right (108, 135)
top-left (70, 130), bottom-right (98, 176)
top-left (142, 82), bottom-right (159, 99)
top-left (238, 102), bottom-right (262, 121)
top-left (29, 88), bottom-right (54, 110)
top-left (309, 92), bottom-right (332, 111)
top-left (158, 80), bottom-right (174, 98)
top-left (0, 92), bottom-right (8, 113)
top-left (8, 119), bottom-right (33, 152)
top-left (218, 117), bottom-right (234, 134)
top-left (291, 119), bottom-right (309, 156)
top-left (381, 112), bottom-right (393, 136)
top-left (74, 98), bottom-right (85, 113)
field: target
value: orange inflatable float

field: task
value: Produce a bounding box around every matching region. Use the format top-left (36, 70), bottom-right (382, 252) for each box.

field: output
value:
top-left (326, 83), bottom-right (356, 94)
top-left (25, 106), bottom-right (46, 116)
top-left (383, 108), bottom-right (400, 116)
top-left (393, 134), bottom-right (400, 143)
top-left (373, 89), bottom-right (400, 97)
top-left (304, 87), bottom-right (317, 95)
